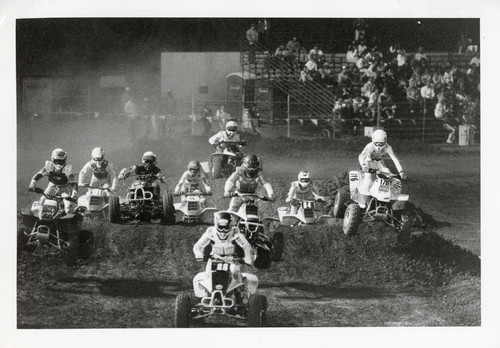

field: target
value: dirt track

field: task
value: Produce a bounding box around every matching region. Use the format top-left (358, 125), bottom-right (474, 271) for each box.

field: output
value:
top-left (16, 118), bottom-right (480, 328)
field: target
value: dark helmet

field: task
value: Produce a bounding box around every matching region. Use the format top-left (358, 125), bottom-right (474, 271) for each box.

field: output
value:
top-left (215, 212), bottom-right (232, 239)
top-left (187, 160), bottom-right (201, 173)
top-left (242, 154), bottom-right (260, 178)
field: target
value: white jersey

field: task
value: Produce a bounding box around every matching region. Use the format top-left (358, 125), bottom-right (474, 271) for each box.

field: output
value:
top-left (358, 142), bottom-right (403, 173)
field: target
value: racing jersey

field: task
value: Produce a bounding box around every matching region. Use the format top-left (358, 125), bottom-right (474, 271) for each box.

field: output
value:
top-left (285, 180), bottom-right (323, 203)
top-left (31, 161), bottom-right (75, 187)
top-left (193, 226), bottom-right (253, 265)
top-left (78, 159), bottom-right (117, 185)
top-left (224, 166), bottom-right (273, 197)
top-left (358, 142), bottom-right (403, 173)
top-left (208, 131), bottom-right (242, 152)
top-left (174, 169), bottom-right (210, 193)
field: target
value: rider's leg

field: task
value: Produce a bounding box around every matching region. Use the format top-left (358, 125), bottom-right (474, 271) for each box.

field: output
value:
top-left (152, 181), bottom-right (160, 199)
top-left (358, 172), bottom-right (375, 208)
top-left (290, 202), bottom-right (299, 215)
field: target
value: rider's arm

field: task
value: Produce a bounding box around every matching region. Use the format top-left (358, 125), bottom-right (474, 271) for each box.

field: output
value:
top-left (174, 172), bottom-right (188, 194)
top-left (193, 229), bottom-right (213, 259)
top-left (257, 174), bottom-right (274, 198)
top-left (30, 162), bottom-right (50, 187)
top-left (208, 132), bottom-right (222, 145)
top-left (233, 231), bottom-right (253, 266)
top-left (311, 183), bottom-right (325, 200)
top-left (285, 182), bottom-right (297, 203)
top-left (385, 145), bottom-right (404, 174)
top-left (119, 166), bottom-right (136, 180)
top-left (108, 162), bottom-right (118, 191)
top-left (224, 171), bottom-right (238, 195)
top-left (358, 143), bottom-right (372, 167)
top-left (78, 161), bottom-right (92, 186)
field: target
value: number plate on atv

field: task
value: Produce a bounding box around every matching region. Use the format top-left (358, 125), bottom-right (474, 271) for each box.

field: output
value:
top-left (379, 180), bottom-right (390, 192)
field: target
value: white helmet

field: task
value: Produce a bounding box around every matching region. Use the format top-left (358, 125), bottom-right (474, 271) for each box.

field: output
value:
top-left (142, 151), bottom-right (157, 168)
top-left (51, 148), bottom-right (67, 171)
top-left (92, 147), bottom-right (105, 168)
top-left (371, 129), bottom-right (387, 150)
top-left (298, 171), bottom-right (311, 188)
top-left (226, 121), bottom-right (237, 137)
top-left (215, 212), bottom-right (232, 240)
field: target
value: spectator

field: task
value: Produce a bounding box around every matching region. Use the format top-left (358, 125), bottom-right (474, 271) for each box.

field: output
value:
top-left (257, 19), bottom-right (271, 51)
top-left (469, 52), bottom-right (480, 68)
top-left (164, 89), bottom-right (177, 117)
top-left (361, 77), bottom-right (374, 99)
top-left (353, 18), bottom-right (367, 41)
top-left (337, 66), bottom-right (351, 89)
top-left (215, 105), bottom-right (229, 131)
top-left (357, 40), bottom-right (368, 57)
top-left (319, 62), bottom-right (334, 87)
top-left (346, 44), bottom-right (359, 64)
top-left (286, 37), bottom-right (300, 56)
top-left (305, 55), bottom-right (318, 72)
top-left (124, 93), bottom-right (141, 140)
top-left (248, 104), bottom-right (260, 134)
top-left (246, 23), bottom-right (259, 63)
top-left (200, 104), bottom-right (213, 136)
top-left (308, 45), bottom-right (324, 62)
top-left (434, 97), bottom-right (456, 144)
top-left (406, 79), bottom-right (420, 114)
top-left (420, 79), bottom-right (436, 117)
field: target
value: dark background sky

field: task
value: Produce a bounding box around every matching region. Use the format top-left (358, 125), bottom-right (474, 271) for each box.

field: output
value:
top-left (17, 18), bottom-right (480, 77)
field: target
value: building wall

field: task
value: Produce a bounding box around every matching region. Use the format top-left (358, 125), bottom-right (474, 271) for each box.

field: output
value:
top-left (160, 52), bottom-right (240, 114)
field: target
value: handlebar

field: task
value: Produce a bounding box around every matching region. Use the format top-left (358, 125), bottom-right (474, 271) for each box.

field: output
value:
top-left (28, 187), bottom-right (77, 203)
top-left (174, 191), bottom-right (212, 197)
top-left (224, 192), bottom-right (274, 202)
top-left (219, 140), bottom-right (247, 146)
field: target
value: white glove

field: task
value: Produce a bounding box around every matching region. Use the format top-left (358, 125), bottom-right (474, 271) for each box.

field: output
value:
top-left (361, 163), bottom-right (369, 172)
top-left (223, 191), bottom-right (231, 198)
top-left (174, 189), bottom-right (180, 195)
top-left (399, 171), bottom-right (407, 180)
top-left (71, 190), bottom-right (78, 199)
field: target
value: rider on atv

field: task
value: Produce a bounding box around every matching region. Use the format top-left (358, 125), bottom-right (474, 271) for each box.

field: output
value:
top-left (193, 211), bottom-right (254, 301)
top-left (28, 148), bottom-right (78, 214)
top-left (285, 171), bottom-right (326, 214)
top-left (223, 154), bottom-right (274, 212)
top-left (118, 151), bottom-right (165, 199)
top-left (358, 129), bottom-right (406, 208)
top-left (208, 120), bottom-right (243, 153)
top-left (78, 147), bottom-right (118, 192)
top-left (173, 160), bottom-right (212, 207)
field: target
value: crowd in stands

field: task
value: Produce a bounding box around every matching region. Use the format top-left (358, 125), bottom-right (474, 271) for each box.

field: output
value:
top-left (246, 18), bottom-right (481, 142)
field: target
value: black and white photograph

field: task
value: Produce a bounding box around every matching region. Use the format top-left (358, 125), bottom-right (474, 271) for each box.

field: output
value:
top-left (2, 0), bottom-right (499, 347)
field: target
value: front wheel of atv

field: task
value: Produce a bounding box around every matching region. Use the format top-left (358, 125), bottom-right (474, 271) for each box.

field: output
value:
top-left (174, 292), bottom-right (192, 328)
top-left (247, 294), bottom-right (268, 327)
top-left (161, 191), bottom-right (176, 225)
top-left (78, 230), bottom-right (94, 259)
top-left (109, 195), bottom-right (121, 223)
top-left (212, 156), bottom-right (223, 179)
top-left (271, 231), bottom-right (284, 262)
top-left (63, 232), bottom-right (80, 266)
top-left (333, 186), bottom-right (350, 218)
top-left (396, 211), bottom-right (414, 244)
top-left (343, 203), bottom-right (362, 236)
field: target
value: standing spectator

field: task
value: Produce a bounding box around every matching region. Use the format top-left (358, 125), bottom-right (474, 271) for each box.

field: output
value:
top-left (200, 104), bottom-right (213, 136)
top-left (144, 95), bottom-right (163, 140)
top-left (346, 44), bottom-right (359, 64)
top-left (246, 23), bottom-right (259, 64)
top-left (124, 93), bottom-right (141, 140)
top-left (357, 40), bottom-right (368, 57)
top-left (435, 97), bottom-right (456, 144)
top-left (215, 105), bottom-right (229, 131)
top-left (257, 19), bottom-right (271, 51)
top-left (319, 62), bottom-right (334, 87)
top-left (469, 52), bottom-right (480, 68)
top-left (248, 104), bottom-right (260, 135)
top-left (286, 37), bottom-right (300, 56)
top-left (308, 45), bottom-right (323, 62)
top-left (353, 18), bottom-right (367, 41)
top-left (420, 79), bottom-right (436, 118)
top-left (165, 89), bottom-right (177, 117)
top-left (406, 79), bottom-right (420, 114)
top-left (361, 77), bottom-right (374, 99)
top-left (337, 66), bottom-right (351, 89)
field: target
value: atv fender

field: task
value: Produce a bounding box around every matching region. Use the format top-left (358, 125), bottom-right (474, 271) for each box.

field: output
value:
top-left (279, 215), bottom-right (301, 226)
top-left (261, 217), bottom-right (280, 232)
top-left (193, 271), bottom-right (207, 298)
top-left (200, 161), bottom-right (210, 174)
top-left (241, 273), bottom-right (259, 295)
top-left (392, 194), bottom-right (409, 211)
top-left (200, 207), bottom-right (218, 224)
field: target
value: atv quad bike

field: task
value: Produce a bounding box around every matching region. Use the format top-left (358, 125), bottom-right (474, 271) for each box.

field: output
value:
top-left (332, 169), bottom-right (414, 243)
top-left (109, 173), bottom-right (175, 224)
top-left (277, 197), bottom-right (334, 226)
top-left (76, 184), bottom-right (113, 221)
top-left (18, 187), bottom-right (93, 266)
top-left (221, 193), bottom-right (283, 269)
top-left (175, 255), bottom-right (267, 328)
top-left (174, 189), bottom-right (217, 224)
top-left (201, 140), bottom-right (246, 179)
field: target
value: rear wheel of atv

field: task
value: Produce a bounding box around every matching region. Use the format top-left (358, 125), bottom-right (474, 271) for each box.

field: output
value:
top-left (174, 292), bottom-right (192, 328)
top-left (254, 247), bottom-right (272, 269)
top-left (396, 211), bottom-right (414, 244)
top-left (78, 230), bottom-right (94, 259)
top-left (343, 203), bottom-right (362, 236)
top-left (333, 186), bottom-right (350, 218)
top-left (161, 191), bottom-right (176, 225)
top-left (271, 231), bottom-right (284, 262)
top-left (212, 156), bottom-right (223, 179)
top-left (109, 195), bottom-right (120, 223)
top-left (63, 232), bottom-right (79, 266)
top-left (247, 294), bottom-right (267, 327)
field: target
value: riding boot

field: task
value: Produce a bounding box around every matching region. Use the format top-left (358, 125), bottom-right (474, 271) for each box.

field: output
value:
top-left (358, 194), bottom-right (369, 209)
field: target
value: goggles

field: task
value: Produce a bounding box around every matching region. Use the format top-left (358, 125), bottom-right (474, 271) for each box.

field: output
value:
top-left (53, 159), bottom-right (65, 165)
top-left (93, 157), bottom-right (104, 162)
top-left (226, 126), bottom-right (237, 132)
top-left (188, 168), bottom-right (199, 173)
top-left (143, 159), bottom-right (154, 164)
top-left (299, 178), bottom-right (311, 183)
top-left (374, 142), bottom-right (385, 147)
